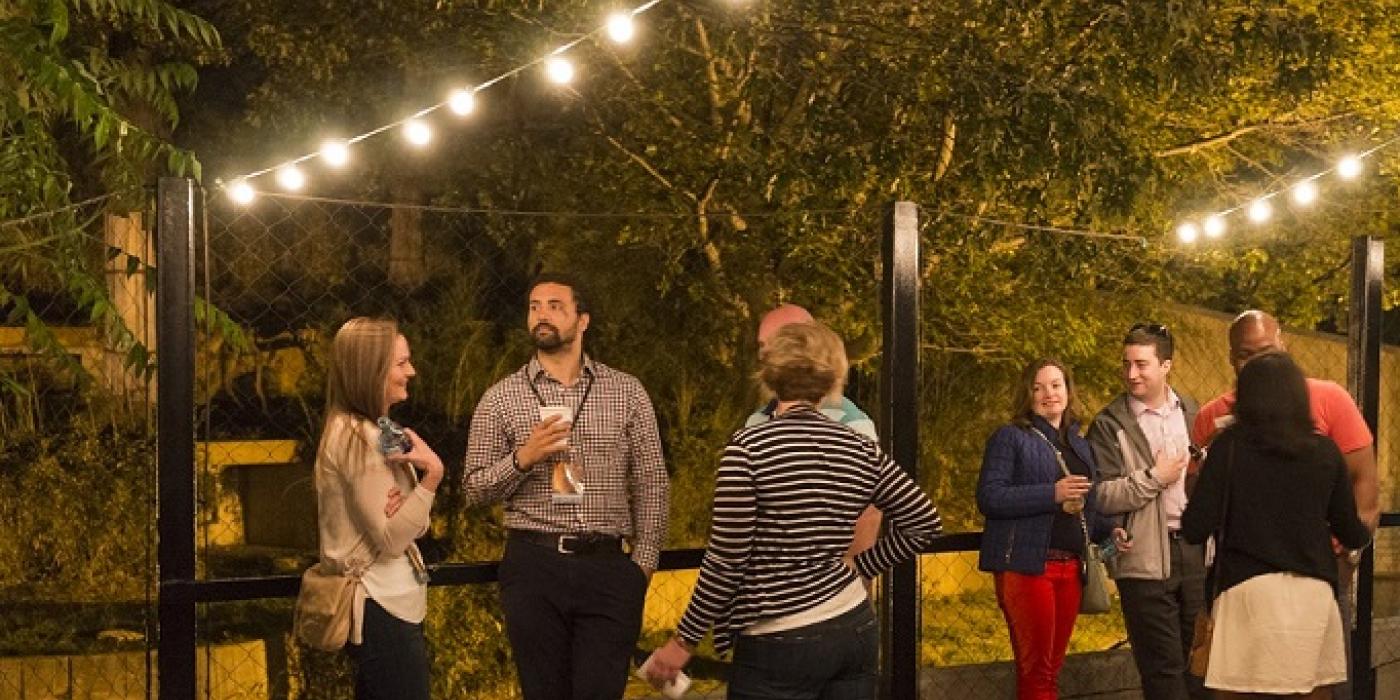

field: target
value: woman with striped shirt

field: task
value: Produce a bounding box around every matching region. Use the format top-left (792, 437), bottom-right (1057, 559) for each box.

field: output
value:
top-left (644, 321), bottom-right (942, 699)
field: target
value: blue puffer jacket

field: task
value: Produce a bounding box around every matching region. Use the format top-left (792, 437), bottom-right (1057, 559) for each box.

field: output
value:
top-left (976, 416), bottom-right (1113, 576)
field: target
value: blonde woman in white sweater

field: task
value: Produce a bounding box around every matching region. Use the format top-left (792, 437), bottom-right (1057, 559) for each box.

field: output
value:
top-left (316, 318), bottom-right (443, 699)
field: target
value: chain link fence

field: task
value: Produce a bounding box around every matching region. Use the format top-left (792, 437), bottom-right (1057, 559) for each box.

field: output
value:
top-left (908, 214), bottom-right (1400, 696)
top-left (0, 194), bottom-right (158, 697)
top-left (3, 188), bottom-right (1396, 698)
top-left (196, 192), bottom-right (761, 698)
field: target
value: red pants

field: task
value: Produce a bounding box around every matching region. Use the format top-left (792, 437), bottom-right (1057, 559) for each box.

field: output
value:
top-left (994, 560), bottom-right (1082, 700)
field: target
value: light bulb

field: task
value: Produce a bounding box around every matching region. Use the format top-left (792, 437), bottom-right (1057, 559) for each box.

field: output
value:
top-left (1176, 222), bottom-right (1199, 244)
top-left (545, 56), bottom-right (574, 85)
top-left (1337, 155), bottom-right (1363, 180)
top-left (448, 89), bottom-right (476, 116)
top-left (1291, 180), bottom-right (1318, 206)
top-left (606, 12), bottom-right (635, 43)
top-left (1247, 199), bottom-right (1272, 223)
top-left (404, 119), bottom-right (431, 146)
top-left (275, 165), bottom-right (305, 191)
top-left (1203, 215), bottom-right (1226, 238)
top-left (320, 140), bottom-right (350, 167)
top-left (228, 181), bottom-right (256, 205)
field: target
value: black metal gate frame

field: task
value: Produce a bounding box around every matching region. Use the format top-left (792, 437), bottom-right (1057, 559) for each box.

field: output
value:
top-left (155, 178), bottom-right (1389, 700)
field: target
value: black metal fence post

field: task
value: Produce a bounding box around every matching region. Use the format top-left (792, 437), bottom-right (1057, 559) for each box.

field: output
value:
top-left (880, 201), bottom-right (921, 699)
top-left (157, 177), bottom-right (198, 700)
top-left (1347, 235), bottom-right (1383, 700)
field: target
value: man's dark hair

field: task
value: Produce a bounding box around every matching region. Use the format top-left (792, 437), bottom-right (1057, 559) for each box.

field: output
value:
top-left (1123, 322), bottom-right (1173, 361)
top-left (528, 272), bottom-right (590, 315)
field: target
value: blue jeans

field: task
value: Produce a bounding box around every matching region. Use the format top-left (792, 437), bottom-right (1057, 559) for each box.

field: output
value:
top-left (727, 603), bottom-right (878, 700)
top-left (347, 597), bottom-right (430, 700)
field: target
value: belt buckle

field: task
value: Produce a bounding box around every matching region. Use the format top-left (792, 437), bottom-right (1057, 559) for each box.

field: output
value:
top-left (557, 535), bottom-right (578, 554)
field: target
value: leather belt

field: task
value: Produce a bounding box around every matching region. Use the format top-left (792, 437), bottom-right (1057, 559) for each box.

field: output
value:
top-left (1046, 548), bottom-right (1080, 561)
top-left (509, 529), bottom-right (624, 556)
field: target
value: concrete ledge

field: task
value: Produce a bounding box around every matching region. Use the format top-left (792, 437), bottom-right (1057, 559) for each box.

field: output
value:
top-left (922, 648), bottom-right (1142, 699)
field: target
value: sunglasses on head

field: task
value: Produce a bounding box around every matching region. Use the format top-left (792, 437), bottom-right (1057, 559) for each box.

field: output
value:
top-left (1130, 322), bottom-right (1171, 338)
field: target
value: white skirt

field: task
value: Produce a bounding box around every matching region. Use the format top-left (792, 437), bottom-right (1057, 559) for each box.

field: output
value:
top-left (1205, 572), bottom-right (1346, 693)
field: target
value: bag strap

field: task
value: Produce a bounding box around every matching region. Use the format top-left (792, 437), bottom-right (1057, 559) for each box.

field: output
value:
top-left (1027, 427), bottom-right (1095, 559)
top-left (1205, 441), bottom-right (1235, 606)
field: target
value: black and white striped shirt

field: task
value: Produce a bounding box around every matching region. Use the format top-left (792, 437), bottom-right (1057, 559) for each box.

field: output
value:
top-left (677, 405), bottom-right (941, 652)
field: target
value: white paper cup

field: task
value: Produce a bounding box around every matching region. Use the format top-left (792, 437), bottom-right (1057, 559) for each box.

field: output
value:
top-left (538, 405), bottom-right (572, 424)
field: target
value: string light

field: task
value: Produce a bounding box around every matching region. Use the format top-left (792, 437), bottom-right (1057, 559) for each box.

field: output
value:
top-left (403, 119), bottom-right (432, 146)
top-left (216, 0), bottom-right (672, 202)
top-left (1173, 136), bottom-right (1399, 244)
top-left (606, 12), bottom-right (636, 43)
top-left (275, 165), bottom-right (306, 191)
top-left (1203, 215), bottom-right (1225, 238)
top-left (545, 56), bottom-right (575, 85)
top-left (1176, 222), bottom-right (1200, 244)
top-left (228, 181), bottom-right (256, 204)
top-left (1337, 155), bottom-right (1363, 180)
top-left (448, 89), bottom-right (476, 116)
top-left (1291, 180), bottom-right (1318, 206)
top-left (1247, 199), bottom-right (1272, 223)
top-left (320, 140), bottom-right (350, 167)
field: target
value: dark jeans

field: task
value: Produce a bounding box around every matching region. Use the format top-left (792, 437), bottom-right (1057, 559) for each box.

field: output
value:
top-left (1118, 537), bottom-right (1207, 700)
top-left (347, 597), bottom-right (430, 700)
top-left (498, 537), bottom-right (648, 700)
top-left (727, 603), bottom-right (879, 700)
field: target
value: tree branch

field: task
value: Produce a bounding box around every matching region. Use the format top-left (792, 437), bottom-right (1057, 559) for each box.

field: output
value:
top-left (1154, 111), bottom-right (1358, 158)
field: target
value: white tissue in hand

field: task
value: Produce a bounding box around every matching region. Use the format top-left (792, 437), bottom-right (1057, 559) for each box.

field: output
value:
top-left (636, 652), bottom-right (691, 699)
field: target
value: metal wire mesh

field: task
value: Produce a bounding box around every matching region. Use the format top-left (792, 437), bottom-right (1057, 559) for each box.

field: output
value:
top-left (197, 192), bottom-right (763, 697)
top-left (5, 188), bottom-right (1393, 698)
top-left (0, 195), bottom-right (157, 697)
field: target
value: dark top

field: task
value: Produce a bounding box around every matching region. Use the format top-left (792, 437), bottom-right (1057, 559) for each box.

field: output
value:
top-left (977, 416), bottom-right (1113, 575)
top-left (1049, 435), bottom-right (1092, 553)
top-left (1180, 426), bottom-right (1369, 593)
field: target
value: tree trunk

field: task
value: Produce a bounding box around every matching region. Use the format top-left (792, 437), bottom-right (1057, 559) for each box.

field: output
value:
top-left (103, 210), bottom-right (155, 400)
top-left (388, 187), bottom-right (426, 290)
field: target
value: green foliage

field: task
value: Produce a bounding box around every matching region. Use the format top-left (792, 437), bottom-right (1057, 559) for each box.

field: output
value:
top-left (183, 0), bottom-right (1400, 541)
top-left (0, 0), bottom-right (219, 209)
top-left (0, 423), bottom-right (154, 599)
top-left (922, 589), bottom-right (1126, 666)
top-left (2, 0), bottom-right (222, 407)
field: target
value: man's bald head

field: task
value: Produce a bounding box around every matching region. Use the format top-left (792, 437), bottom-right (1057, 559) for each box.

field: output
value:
top-left (1228, 310), bottom-right (1284, 374)
top-left (757, 304), bottom-right (815, 350)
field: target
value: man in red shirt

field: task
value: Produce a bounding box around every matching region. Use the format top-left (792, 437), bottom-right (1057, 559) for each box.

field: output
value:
top-left (1192, 310), bottom-right (1378, 700)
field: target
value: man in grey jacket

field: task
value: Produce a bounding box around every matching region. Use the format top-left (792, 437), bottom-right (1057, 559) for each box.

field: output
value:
top-left (1089, 323), bottom-right (1200, 700)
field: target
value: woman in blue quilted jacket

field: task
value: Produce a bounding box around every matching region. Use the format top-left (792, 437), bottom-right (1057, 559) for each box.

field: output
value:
top-left (976, 358), bottom-right (1126, 700)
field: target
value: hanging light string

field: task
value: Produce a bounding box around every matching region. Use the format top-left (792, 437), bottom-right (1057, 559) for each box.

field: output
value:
top-left (221, 191), bottom-right (1149, 243)
top-left (1175, 134), bottom-right (1400, 244)
top-left (219, 0), bottom-right (669, 203)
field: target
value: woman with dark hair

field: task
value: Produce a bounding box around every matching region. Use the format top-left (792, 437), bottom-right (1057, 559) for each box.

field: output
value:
top-left (976, 358), bottom-right (1126, 700)
top-left (643, 322), bottom-right (942, 699)
top-left (1182, 351), bottom-right (1369, 698)
top-left (315, 318), bottom-right (445, 699)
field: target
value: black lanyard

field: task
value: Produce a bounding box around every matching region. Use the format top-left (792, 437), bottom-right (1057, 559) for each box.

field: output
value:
top-left (522, 357), bottom-right (594, 433)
